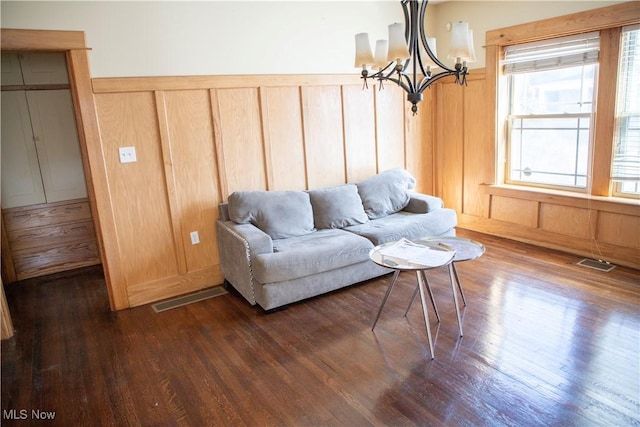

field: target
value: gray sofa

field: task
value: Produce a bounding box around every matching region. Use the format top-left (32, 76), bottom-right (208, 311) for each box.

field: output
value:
top-left (216, 169), bottom-right (457, 311)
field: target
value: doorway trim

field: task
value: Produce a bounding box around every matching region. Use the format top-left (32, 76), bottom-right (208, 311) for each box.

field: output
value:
top-left (1, 29), bottom-right (125, 328)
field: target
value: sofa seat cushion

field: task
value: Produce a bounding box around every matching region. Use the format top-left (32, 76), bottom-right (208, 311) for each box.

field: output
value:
top-left (252, 229), bottom-right (374, 283)
top-left (356, 168), bottom-right (416, 220)
top-left (308, 184), bottom-right (369, 229)
top-left (228, 190), bottom-right (315, 239)
top-left (344, 208), bottom-right (458, 246)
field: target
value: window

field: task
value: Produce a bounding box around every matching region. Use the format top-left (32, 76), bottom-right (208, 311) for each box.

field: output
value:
top-left (612, 25), bottom-right (640, 197)
top-left (503, 33), bottom-right (599, 190)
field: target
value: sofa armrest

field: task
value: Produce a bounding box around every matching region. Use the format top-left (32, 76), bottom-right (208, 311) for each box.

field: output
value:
top-left (403, 193), bottom-right (444, 213)
top-left (216, 220), bottom-right (274, 305)
top-left (218, 202), bottom-right (230, 221)
top-left (224, 221), bottom-right (274, 255)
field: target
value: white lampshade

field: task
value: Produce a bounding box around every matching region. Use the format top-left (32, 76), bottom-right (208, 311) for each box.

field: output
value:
top-left (464, 29), bottom-right (476, 62)
top-left (448, 21), bottom-right (473, 60)
top-left (373, 40), bottom-right (389, 70)
top-left (387, 23), bottom-right (410, 62)
top-left (354, 32), bottom-right (374, 67)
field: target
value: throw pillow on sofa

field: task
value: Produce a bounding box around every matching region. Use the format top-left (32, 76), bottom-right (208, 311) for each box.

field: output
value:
top-left (228, 190), bottom-right (315, 239)
top-left (356, 168), bottom-right (416, 219)
top-left (308, 184), bottom-right (369, 229)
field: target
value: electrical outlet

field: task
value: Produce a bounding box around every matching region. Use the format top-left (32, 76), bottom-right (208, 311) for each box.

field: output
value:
top-left (190, 231), bottom-right (200, 245)
top-left (119, 146), bottom-right (137, 163)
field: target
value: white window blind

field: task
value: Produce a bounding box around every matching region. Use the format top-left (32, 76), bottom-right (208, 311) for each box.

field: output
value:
top-left (611, 25), bottom-right (640, 182)
top-left (503, 32), bottom-right (600, 74)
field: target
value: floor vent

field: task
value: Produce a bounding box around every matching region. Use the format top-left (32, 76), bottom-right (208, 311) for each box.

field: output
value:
top-left (152, 286), bottom-right (228, 313)
top-left (577, 258), bottom-right (616, 272)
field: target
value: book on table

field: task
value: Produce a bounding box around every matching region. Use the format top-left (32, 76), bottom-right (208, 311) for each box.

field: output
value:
top-left (378, 238), bottom-right (455, 268)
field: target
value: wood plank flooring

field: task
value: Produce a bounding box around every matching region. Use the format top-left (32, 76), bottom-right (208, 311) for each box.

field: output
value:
top-left (2, 229), bottom-right (639, 426)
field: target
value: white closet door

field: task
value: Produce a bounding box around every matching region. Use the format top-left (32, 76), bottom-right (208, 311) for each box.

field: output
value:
top-left (1, 90), bottom-right (47, 208)
top-left (1, 53), bottom-right (24, 86)
top-left (26, 90), bottom-right (87, 203)
top-left (19, 53), bottom-right (69, 85)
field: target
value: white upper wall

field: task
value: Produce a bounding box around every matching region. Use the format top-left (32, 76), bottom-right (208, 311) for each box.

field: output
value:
top-left (1, 1), bottom-right (403, 78)
top-left (430, 0), bottom-right (625, 69)
top-left (0, 0), bottom-right (627, 78)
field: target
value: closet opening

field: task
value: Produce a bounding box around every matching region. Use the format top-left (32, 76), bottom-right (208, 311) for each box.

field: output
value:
top-left (1, 51), bottom-right (100, 284)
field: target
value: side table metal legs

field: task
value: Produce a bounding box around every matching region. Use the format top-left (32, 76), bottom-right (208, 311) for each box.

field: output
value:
top-left (451, 263), bottom-right (467, 306)
top-left (448, 264), bottom-right (464, 337)
top-left (371, 270), bottom-right (400, 331)
top-left (416, 270), bottom-right (435, 359)
top-left (405, 263), bottom-right (465, 337)
top-left (371, 270), bottom-right (439, 359)
top-left (404, 271), bottom-right (440, 321)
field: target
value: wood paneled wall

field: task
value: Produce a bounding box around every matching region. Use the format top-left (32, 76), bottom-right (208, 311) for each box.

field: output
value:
top-left (439, 2), bottom-right (640, 270)
top-left (91, 75), bottom-right (433, 309)
top-left (92, 69), bottom-right (637, 311)
top-left (435, 72), bottom-right (640, 270)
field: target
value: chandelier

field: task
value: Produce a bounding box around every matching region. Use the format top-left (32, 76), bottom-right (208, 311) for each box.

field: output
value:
top-left (354, 0), bottom-right (475, 115)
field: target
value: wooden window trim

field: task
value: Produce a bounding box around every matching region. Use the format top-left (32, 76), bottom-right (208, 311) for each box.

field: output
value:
top-left (485, 184), bottom-right (639, 216)
top-left (486, 2), bottom-right (640, 199)
top-left (485, 2), bottom-right (640, 47)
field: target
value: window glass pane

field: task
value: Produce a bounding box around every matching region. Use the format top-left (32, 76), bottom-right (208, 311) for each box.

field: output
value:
top-left (612, 27), bottom-right (640, 195)
top-left (509, 117), bottom-right (590, 187)
top-left (504, 33), bottom-right (599, 191)
top-left (510, 65), bottom-right (595, 115)
top-left (620, 181), bottom-right (640, 193)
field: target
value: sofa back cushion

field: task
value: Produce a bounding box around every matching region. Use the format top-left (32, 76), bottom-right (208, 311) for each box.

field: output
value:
top-left (308, 184), bottom-right (369, 229)
top-left (228, 190), bottom-right (315, 239)
top-left (356, 168), bottom-right (416, 219)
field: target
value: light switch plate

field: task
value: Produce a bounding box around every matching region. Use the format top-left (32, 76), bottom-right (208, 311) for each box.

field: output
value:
top-left (119, 146), bottom-right (137, 163)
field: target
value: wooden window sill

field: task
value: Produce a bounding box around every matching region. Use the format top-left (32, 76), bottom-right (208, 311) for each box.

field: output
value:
top-left (484, 184), bottom-right (639, 216)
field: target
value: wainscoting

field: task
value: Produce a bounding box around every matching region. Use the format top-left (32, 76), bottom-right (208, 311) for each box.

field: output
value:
top-left (431, 3), bottom-right (640, 270)
top-left (89, 69), bottom-right (638, 310)
top-left (91, 75), bottom-right (434, 308)
top-left (433, 73), bottom-right (639, 269)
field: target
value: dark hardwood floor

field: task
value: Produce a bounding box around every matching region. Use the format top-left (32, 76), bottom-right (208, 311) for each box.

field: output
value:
top-left (2, 229), bottom-right (639, 426)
